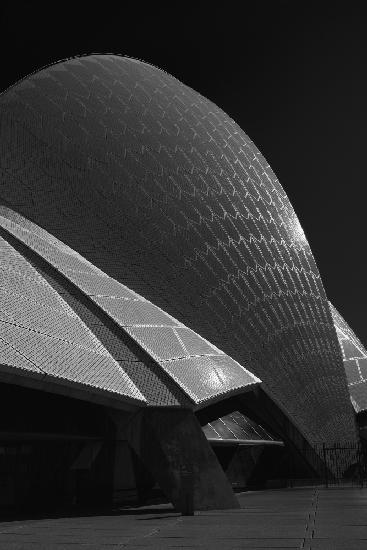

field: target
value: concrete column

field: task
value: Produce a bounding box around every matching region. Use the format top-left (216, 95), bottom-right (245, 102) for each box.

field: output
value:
top-left (108, 409), bottom-right (140, 505)
top-left (126, 408), bottom-right (239, 512)
top-left (239, 388), bottom-right (329, 478)
top-left (214, 444), bottom-right (265, 490)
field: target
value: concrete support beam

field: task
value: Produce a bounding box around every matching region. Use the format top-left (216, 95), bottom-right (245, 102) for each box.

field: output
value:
top-left (196, 388), bottom-right (334, 481)
top-left (126, 408), bottom-right (239, 512)
top-left (213, 444), bottom-right (265, 490)
top-left (239, 388), bottom-right (329, 478)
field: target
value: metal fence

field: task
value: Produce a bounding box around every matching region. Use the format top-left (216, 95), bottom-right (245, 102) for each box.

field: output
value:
top-left (319, 442), bottom-right (367, 487)
top-left (1, 437), bottom-right (367, 514)
top-left (287, 441), bottom-right (367, 488)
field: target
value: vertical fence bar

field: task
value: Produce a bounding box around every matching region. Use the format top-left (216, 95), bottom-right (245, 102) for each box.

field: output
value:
top-left (359, 443), bottom-right (363, 488)
top-left (323, 443), bottom-right (328, 488)
top-left (284, 442), bottom-right (366, 489)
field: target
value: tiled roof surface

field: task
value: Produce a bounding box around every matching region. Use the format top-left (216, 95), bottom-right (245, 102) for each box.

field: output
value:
top-left (0, 208), bottom-right (259, 406)
top-left (0, 235), bottom-right (146, 404)
top-left (0, 55), bottom-right (356, 442)
top-left (2, 234), bottom-right (189, 407)
top-left (330, 302), bottom-right (367, 413)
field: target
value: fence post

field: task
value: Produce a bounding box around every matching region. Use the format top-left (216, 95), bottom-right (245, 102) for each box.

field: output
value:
top-left (359, 443), bottom-right (363, 488)
top-left (180, 469), bottom-right (194, 516)
top-left (288, 448), bottom-right (293, 488)
top-left (323, 443), bottom-right (328, 488)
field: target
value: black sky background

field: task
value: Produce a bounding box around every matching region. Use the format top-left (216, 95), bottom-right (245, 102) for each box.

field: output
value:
top-left (1, 2), bottom-right (367, 344)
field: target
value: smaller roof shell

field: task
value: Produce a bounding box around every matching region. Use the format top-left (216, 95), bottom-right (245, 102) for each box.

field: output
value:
top-left (0, 206), bottom-right (260, 409)
top-left (330, 302), bottom-right (367, 413)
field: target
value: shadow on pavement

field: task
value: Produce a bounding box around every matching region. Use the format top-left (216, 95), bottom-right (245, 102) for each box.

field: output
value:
top-left (0, 503), bottom-right (177, 523)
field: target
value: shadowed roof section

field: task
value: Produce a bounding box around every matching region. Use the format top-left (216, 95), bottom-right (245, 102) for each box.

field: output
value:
top-left (330, 302), bottom-right (367, 413)
top-left (0, 54), bottom-right (357, 443)
top-left (0, 206), bottom-right (260, 407)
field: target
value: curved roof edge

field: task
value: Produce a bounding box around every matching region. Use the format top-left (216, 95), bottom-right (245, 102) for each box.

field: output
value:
top-left (0, 53), bottom-right (185, 103)
top-left (0, 205), bottom-right (261, 408)
top-left (330, 301), bottom-right (367, 413)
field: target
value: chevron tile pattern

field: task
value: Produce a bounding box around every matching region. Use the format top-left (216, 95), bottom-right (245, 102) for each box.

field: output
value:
top-left (330, 302), bottom-right (367, 413)
top-left (0, 234), bottom-right (146, 403)
top-left (0, 207), bottom-right (259, 406)
top-left (0, 55), bottom-right (356, 443)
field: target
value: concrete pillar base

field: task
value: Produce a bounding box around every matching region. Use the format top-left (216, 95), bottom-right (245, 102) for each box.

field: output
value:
top-left (127, 408), bottom-right (239, 512)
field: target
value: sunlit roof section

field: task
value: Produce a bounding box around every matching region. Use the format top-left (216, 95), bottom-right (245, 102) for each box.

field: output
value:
top-left (0, 206), bottom-right (260, 406)
top-left (0, 234), bottom-right (146, 404)
top-left (330, 302), bottom-right (367, 413)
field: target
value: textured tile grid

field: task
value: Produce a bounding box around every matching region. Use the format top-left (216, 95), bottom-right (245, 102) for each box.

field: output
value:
top-left (330, 302), bottom-right (367, 413)
top-left (0, 336), bottom-right (41, 373)
top-left (0, 235), bottom-right (145, 403)
top-left (0, 55), bottom-right (356, 442)
top-left (21, 248), bottom-right (189, 407)
top-left (0, 210), bottom-right (259, 406)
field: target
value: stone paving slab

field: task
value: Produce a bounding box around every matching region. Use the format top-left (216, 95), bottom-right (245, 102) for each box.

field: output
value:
top-left (1, 487), bottom-right (367, 549)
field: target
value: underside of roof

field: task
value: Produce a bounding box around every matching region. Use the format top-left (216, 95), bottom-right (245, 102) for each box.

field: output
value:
top-left (202, 410), bottom-right (281, 445)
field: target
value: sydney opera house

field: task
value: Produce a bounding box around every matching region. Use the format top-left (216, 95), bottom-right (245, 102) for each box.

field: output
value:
top-left (0, 54), bottom-right (365, 512)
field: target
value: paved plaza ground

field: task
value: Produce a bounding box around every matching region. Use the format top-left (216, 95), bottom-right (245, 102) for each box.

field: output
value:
top-left (0, 487), bottom-right (367, 549)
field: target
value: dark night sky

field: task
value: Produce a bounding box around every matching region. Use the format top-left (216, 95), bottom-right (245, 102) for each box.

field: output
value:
top-left (1, 2), bottom-right (367, 344)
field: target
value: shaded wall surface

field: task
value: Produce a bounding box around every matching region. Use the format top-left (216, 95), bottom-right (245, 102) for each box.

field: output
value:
top-left (0, 382), bottom-right (119, 511)
top-left (0, 383), bottom-right (238, 512)
top-left (127, 408), bottom-right (239, 511)
top-left (0, 54), bottom-right (356, 445)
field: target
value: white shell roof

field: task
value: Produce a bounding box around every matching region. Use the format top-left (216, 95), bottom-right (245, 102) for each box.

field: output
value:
top-left (330, 302), bottom-right (367, 413)
top-left (0, 235), bottom-right (146, 404)
top-left (0, 206), bottom-right (260, 407)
